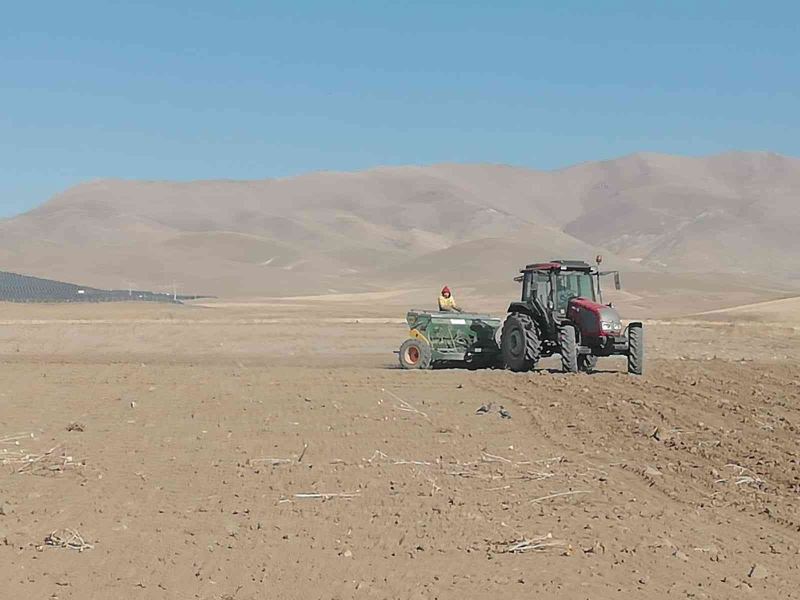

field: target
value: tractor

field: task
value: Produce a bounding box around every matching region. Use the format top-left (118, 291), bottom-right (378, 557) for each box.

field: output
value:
top-left (500, 258), bottom-right (643, 374)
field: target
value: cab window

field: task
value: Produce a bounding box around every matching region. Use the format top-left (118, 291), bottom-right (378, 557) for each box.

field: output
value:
top-left (555, 273), bottom-right (595, 311)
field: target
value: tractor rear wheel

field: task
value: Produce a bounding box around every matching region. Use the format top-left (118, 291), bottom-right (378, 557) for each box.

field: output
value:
top-left (559, 325), bottom-right (578, 373)
top-left (501, 313), bottom-right (541, 372)
top-left (627, 324), bottom-right (644, 375)
top-left (578, 354), bottom-right (598, 373)
top-left (399, 338), bottom-right (432, 370)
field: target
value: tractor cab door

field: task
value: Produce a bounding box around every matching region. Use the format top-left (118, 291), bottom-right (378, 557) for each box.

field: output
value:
top-left (523, 271), bottom-right (552, 307)
top-left (554, 271), bottom-right (597, 315)
top-left (522, 271), bottom-right (556, 332)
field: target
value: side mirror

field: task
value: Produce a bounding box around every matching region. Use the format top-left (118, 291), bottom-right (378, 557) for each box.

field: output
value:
top-left (614, 272), bottom-right (621, 290)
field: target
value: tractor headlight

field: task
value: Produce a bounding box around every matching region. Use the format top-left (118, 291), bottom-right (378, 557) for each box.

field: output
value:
top-left (601, 321), bottom-right (622, 333)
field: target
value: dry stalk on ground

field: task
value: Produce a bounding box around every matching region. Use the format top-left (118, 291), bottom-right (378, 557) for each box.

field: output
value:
top-left (1, 433), bottom-right (36, 467)
top-left (530, 490), bottom-right (591, 503)
top-left (480, 450), bottom-right (513, 464)
top-left (445, 450), bottom-right (560, 482)
top-left (43, 529), bottom-right (93, 552)
top-left (382, 388), bottom-right (430, 421)
top-left (249, 457), bottom-right (293, 466)
top-left (12, 445), bottom-right (79, 476)
top-left (411, 467), bottom-right (442, 496)
top-left (518, 470), bottom-right (555, 482)
top-left (503, 533), bottom-right (566, 553)
top-left (1, 432), bottom-right (34, 445)
top-left (366, 449), bottom-right (432, 466)
top-left (715, 463), bottom-right (767, 488)
top-left (293, 492), bottom-right (360, 500)
top-left (249, 442), bottom-right (308, 466)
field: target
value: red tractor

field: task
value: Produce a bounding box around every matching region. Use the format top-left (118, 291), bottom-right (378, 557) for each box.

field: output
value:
top-left (500, 258), bottom-right (643, 374)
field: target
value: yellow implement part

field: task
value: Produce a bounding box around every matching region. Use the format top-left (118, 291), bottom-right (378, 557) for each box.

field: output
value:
top-left (409, 328), bottom-right (430, 344)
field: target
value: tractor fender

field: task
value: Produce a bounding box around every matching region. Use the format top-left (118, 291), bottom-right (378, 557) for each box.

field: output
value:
top-left (621, 321), bottom-right (643, 351)
top-left (505, 303), bottom-right (535, 332)
top-left (507, 302), bottom-right (552, 337)
top-left (624, 321), bottom-right (643, 336)
top-left (507, 302), bottom-right (535, 318)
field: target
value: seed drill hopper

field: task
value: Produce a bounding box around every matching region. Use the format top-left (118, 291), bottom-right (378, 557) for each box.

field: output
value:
top-left (398, 310), bottom-right (502, 369)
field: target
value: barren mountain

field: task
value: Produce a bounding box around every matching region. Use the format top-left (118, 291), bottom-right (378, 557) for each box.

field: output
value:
top-left (0, 151), bottom-right (798, 299)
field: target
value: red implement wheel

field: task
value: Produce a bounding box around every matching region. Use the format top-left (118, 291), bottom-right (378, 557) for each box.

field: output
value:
top-left (399, 338), bottom-right (432, 370)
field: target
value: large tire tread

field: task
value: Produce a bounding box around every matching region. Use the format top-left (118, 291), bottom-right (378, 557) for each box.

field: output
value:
top-left (399, 338), bottom-right (433, 370)
top-left (560, 325), bottom-right (578, 373)
top-left (501, 313), bottom-right (542, 372)
top-left (628, 324), bottom-right (644, 375)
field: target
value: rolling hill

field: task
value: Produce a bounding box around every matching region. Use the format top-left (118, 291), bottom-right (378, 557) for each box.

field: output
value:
top-left (0, 151), bottom-right (798, 302)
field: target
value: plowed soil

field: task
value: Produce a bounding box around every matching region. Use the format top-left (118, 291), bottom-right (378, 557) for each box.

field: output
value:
top-left (1, 301), bottom-right (798, 599)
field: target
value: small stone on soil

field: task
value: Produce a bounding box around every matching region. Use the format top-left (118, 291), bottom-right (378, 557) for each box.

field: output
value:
top-left (674, 549), bottom-right (690, 562)
top-left (748, 564), bottom-right (769, 580)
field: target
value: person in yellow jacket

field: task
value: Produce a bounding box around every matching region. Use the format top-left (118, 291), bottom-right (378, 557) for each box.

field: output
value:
top-left (438, 285), bottom-right (463, 312)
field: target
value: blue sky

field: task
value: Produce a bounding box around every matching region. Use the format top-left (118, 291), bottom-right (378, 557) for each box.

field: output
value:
top-left (1, 1), bottom-right (798, 216)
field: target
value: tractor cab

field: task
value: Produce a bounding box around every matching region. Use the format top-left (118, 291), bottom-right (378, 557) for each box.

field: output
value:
top-left (516, 260), bottom-right (618, 334)
top-left (520, 261), bottom-right (597, 318)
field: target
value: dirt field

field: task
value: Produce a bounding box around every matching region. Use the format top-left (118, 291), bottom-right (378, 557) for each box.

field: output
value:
top-left (1, 300), bottom-right (798, 599)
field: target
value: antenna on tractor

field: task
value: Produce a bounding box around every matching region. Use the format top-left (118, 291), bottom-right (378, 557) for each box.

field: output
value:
top-left (595, 254), bottom-right (604, 303)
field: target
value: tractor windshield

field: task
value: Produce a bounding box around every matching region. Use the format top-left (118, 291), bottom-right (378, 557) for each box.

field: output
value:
top-left (555, 272), bottom-right (595, 311)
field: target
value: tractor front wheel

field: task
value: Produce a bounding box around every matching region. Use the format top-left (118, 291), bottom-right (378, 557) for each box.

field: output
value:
top-left (627, 324), bottom-right (644, 375)
top-left (501, 313), bottom-right (541, 372)
top-left (399, 338), bottom-right (432, 370)
top-left (559, 325), bottom-right (578, 373)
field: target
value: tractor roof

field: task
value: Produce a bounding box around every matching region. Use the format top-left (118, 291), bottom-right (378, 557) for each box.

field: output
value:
top-left (522, 260), bottom-right (593, 273)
